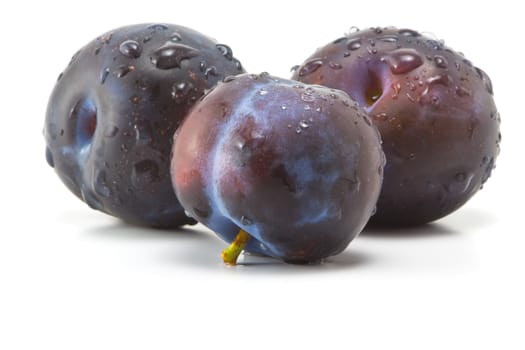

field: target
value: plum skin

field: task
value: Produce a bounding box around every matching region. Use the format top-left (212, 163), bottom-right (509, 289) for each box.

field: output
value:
top-left (171, 73), bottom-right (385, 263)
top-left (44, 23), bottom-right (244, 227)
top-left (292, 27), bottom-right (500, 226)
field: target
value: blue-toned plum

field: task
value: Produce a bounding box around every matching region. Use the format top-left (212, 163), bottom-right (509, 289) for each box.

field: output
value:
top-left (171, 73), bottom-right (384, 264)
top-left (44, 23), bottom-right (244, 227)
top-left (292, 27), bottom-right (500, 226)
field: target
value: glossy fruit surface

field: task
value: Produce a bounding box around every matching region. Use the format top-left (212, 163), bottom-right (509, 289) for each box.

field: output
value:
top-left (171, 73), bottom-right (384, 263)
top-left (44, 23), bottom-right (244, 227)
top-left (292, 26), bottom-right (500, 226)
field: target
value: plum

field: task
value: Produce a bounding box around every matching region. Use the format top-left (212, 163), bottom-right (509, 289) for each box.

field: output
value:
top-left (171, 73), bottom-right (384, 264)
top-left (44, 23), bottom-right (244, 227)
top-left (292, 26), bottom-right (500, 226)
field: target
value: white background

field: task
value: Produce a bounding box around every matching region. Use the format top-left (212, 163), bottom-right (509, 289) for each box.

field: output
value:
top-left (1, 1), bottom-right (523, 349)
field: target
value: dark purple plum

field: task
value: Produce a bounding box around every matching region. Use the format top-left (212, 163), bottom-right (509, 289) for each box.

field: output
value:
top-left (292, 26), bottom-right (500, 226)
top-left (44, 23), bottom-right (244, 227)
top-left (171, 73), bottom-right (384, 264)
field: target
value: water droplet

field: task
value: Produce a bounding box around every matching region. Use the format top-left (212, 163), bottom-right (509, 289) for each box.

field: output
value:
top-left (426, 74), bottom-right (452, 87)
top-left (45, 147), bottom-right (54, 168)
top-left (170, 32), bottom-right (182, 42)
top-left (103, 125), bottom-right (119, 137)
top-left (433, 55), bottom-right (448, 68)
top-left (328, 61), bottom-right (342, 70)
top-left (299, 120), bottom-right (309, 129)
top-left (150, 43), bottom-right (200, 70)
top-left (378, 35), bottom-right (399, 43)
top-left (172, 81), bottom-right (194, 104)
top-left (115, 65), bottom-right (135, 78)
top-left (374, 112), bottom-right (388, 121)
top-left (258, 89), bottom-right (268, 96)
top-left (119, 40), bottom-right (142, 58)
top-left (447, 172), bottom-right (474, 194)
top-left (199, 60), bottom-right (207, 72)
top-left (304, 105), bottom-right (312, 111)
top-left (94, 170), bottom-right (111, 197)
top-left (130, 95), bottom-right (141, 104)
top-left (391, 82), bottom-right (401, 99)
top-left (333, 37), bottom-right (347, 44)
top-left (301, 87), bottom-right (316, 102)
top-left (298, 59), bottom-right (323, 77)
top-left (373, 27), bottom-right (383, 34)
top-left (398, 28), bottom-right (420, 37)
top-left (456, 86), bottom-right (471, 97)
top-left (295, 126), bottom-right (302, 134)
top-left (347, 26), bottom-right (360, 34)
top-left (241, 216), bottom-right (253, 226)
top-left (419, 74), bottom-right (452, 101)
top-left (475, 67), bottom-right (494, 95)
top-left (343, 51), bottom-right (351, 57)
top-left (132, 160), bottom-right (159, 188)
top-left (384, 48), bottom-right (423, 74)
top-left (204, 66), bottom-right (218, 78)
top-left (406, 93), bottom-right (418, 102)
top-left (347, 38), bottom-right (362, 50)
top-left (57, 72), bottom-right (63, 81)
top-left (233, 58), bottom-right (243, 71)
top-left (147, 24), bottom-right (168, 31)
top-left (426, 39), bottom-right (444, 50)
top-left (216, 44), bottom-right (233, 60)
top-left (100, 67), bottom-right (110, 84)
top-left (134, 121), bottom-right (153, 146)
top-left (463, 58), bottom-right (473, 67)
top-left (316, 107), bottom-right (322, 113)
top-left (121, 144), bottom-right (129, 152)
top-left (280, 105), bottom-right (287, 110)
top-left (143, 36), bottom-right (152, 43)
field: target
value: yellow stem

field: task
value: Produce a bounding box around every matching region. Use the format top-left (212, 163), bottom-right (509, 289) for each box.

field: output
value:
top-left (221, 229), bottom-right (251, 265)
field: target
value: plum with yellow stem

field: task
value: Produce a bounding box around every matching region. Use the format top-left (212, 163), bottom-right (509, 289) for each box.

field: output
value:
top-left (171, 72), bottom-right (384, 264)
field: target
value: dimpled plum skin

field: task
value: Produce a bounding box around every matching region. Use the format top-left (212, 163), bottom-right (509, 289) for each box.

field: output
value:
top-left (292, 27), bottom-right (500, 226)
top-left (44, 23), bottom-right (244, 227)
top-left (171, 73), bottom-right (384, 263)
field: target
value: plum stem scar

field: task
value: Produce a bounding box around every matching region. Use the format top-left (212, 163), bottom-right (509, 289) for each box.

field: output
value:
top-left (221, 229), bottom-right (251, 265)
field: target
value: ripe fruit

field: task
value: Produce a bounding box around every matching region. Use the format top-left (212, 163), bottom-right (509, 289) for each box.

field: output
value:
top-left (292, 27), bottom-right (500, 226)
top-left (44, 23), bottom-right (244, 227)
top-left (171, 73), bottom-right (384, 264)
